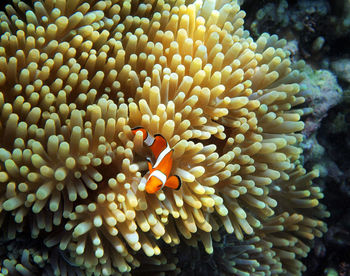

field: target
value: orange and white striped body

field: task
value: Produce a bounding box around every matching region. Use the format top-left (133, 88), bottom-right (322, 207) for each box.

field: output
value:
top-left (132, 127), bottom-right (181, 194)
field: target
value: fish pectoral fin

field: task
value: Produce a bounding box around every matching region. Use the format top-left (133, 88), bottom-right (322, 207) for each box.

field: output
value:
top-left (165, 175), bottom-right (182, 190)
top-left (146, 156), bottom-right (153, 165)
top-left (146, 158), bottom-right (153, 172)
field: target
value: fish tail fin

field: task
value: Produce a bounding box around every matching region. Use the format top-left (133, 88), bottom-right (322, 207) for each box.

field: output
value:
top-left (165, 175), bottom-right (182, 190)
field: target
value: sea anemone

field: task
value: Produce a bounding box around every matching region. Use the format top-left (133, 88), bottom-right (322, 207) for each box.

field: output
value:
top-left (0, 0), bottom-right (328, 275)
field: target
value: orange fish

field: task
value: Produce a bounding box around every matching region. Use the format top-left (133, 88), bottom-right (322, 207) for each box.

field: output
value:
top-left (132, 127), bottom-right (182, 194)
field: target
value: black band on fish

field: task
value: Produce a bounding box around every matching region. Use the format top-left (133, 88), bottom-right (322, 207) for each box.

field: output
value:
top-left (174, 175), bottom-right (182, 190)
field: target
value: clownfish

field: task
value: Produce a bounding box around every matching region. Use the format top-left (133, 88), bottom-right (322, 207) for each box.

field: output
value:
top-left (131, 127), bottom-right (182, 194)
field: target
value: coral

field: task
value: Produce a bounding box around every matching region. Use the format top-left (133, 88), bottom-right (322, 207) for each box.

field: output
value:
top-left (331, 58), bottom-right (350, 84)
top-left (295, 65), bottom-right (343, 182)
top-left (243, 0), bottom-right (330, 59)
top-left (300, 65), bottom-right (343, 138)
top-left (295, 66), bottom-right (344, 210)
top-left (0, 0), bottom-right (327, 275)
top-left (247, 0), bottom-right (330, 35)
top-left (250, 0), bottom-right (289, 35)
top-left (333, 0), bottom-right (350, 36)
